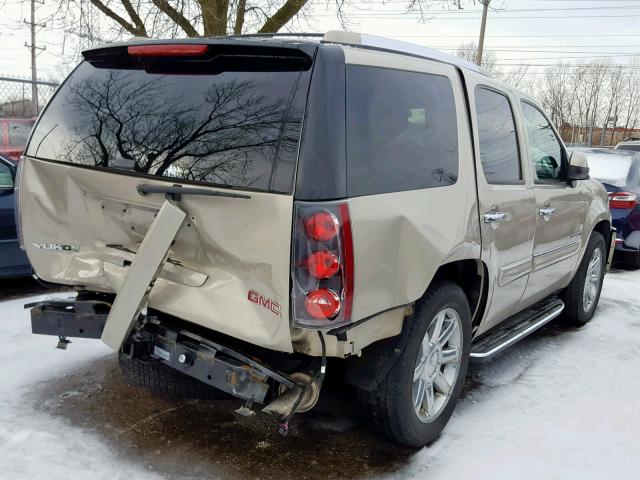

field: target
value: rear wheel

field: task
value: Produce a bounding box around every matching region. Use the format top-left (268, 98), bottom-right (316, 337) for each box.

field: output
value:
top-left (118, 353), bottom-right (229, 400)
top-left (562, 231), bottom-right (606, 326)
top-left (357, 281), bottom-right (471, 447)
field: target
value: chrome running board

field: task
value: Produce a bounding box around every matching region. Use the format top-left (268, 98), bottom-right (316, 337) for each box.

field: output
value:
top-left (470, 298), bottom-right (564, 361)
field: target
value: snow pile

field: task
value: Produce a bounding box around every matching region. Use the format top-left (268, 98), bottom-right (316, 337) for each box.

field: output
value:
top-left (396, 268), bottom-right (640, 479)
top-left (0, 293), bottom-right (161, 480)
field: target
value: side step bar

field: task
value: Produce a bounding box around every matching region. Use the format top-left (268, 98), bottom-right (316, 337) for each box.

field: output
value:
top-left (470, 298), bottom-right (564, 362)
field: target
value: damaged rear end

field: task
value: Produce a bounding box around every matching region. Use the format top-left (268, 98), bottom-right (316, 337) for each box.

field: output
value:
top-left (19, 39), bottom-right (335, 423)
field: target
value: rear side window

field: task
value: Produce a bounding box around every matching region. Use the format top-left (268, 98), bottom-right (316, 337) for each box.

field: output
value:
top-left (475, 87), bottom-right (521, 184)
top-left (26, 57), bottom-right (311, 193)
top-left (346, 66), bottom-right (458, 196)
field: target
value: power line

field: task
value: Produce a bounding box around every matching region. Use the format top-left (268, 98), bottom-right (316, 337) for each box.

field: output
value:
top-left (310, 13), bottom-right (640, 19)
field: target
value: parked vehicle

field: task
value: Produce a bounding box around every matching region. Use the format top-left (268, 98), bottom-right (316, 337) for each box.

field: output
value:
top-left (615, 140), bottom-right (640, 152)
top-left (0, 117), bottom-right (36, 161)
top-left (572, 148), bottom-right (640, 268)
top-left (0, 153), bottom-right (31, 278)
top-left (20, 32), bottom-right (613, 447)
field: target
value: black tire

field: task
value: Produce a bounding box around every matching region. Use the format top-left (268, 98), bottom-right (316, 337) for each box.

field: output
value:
top-left (357, 280), bottom-right (471, 447)
top-left (118, 352), bottom-right (229, 400)
top-left (561, 231), bottom-right (606, 326)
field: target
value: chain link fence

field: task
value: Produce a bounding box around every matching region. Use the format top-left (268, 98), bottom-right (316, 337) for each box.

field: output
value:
top-left (0, 76), bottom-right (59, 117)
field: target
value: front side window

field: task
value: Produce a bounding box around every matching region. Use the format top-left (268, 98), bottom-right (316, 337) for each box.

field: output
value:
top-left (475, 87), bottom-right (521, 184)
top-left (346, 66), bottom-right (459, 196)
top-left (521, 101), bottom-right (566, 181)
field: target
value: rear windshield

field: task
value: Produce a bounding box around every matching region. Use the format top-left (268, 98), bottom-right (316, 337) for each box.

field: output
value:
top-left (26, 57), bottom-right (311, 193)
top-left (617, 143), bottom-right (640, 152)
top-left (583, 150), bottom-right (636, 187)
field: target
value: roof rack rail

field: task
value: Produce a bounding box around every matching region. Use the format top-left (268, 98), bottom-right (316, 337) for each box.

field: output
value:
top-left (219, 32), bottom-right (324, 39)
top-left (321, 30), bottom-right (487, 75)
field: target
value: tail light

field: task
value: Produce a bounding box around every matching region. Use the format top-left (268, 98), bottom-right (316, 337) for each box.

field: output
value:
top-left (292, 202), bottom-right (354, 328)
top-left (14, 159), bottom-right (25, 250)
top-left (608, 191), bottom-right (638, 209)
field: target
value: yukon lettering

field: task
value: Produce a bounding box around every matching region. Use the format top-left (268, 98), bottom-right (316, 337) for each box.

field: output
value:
top-left (32, 243), bottom-right (79, 252)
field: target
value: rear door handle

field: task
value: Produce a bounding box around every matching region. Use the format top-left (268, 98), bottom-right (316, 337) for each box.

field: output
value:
top-left (539, 207), bottom-right (556, 217)
top-left (484, 211), bottom-right (507, 223)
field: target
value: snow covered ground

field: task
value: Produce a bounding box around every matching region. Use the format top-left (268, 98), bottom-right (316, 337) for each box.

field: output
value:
top-left (0, 269), bottom-right (639, 480)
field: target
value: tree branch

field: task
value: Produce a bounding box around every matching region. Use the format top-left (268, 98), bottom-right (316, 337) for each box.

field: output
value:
top-left (233, 0), bottom-right (246, 34)
top-left (152, 0), bottom-right (200, 37)
top-left (121, 0), bottom-right (147, 36)
top-left (89, 0), bottom-right (146, 37)
top-left (258, 0), bottom-right (308, 33)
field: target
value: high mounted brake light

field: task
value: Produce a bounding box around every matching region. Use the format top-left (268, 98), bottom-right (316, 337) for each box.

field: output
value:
top-left (292, 202), bottom-right (354, 328)
top-left (608, 191), bottom-right (638, 209)
top-left (127, 44), bottom-right (209, 57)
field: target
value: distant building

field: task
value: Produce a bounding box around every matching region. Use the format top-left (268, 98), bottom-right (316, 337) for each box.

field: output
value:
top-left (558, 123), bottom-right (640, 147)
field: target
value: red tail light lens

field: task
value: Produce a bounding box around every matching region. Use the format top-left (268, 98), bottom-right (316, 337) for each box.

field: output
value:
top-left (127, 44), bottom-right (209, 57)
top-left (292, 202), bottom-right (354, 328)
top-left (305, 288), bottom-right (341, 319)
top-left (305, 211), bottom-right (339, 242)
top-left (609, 191), bottom-right (638, 209)
top-left (307, 250), bottom-right (340, 279)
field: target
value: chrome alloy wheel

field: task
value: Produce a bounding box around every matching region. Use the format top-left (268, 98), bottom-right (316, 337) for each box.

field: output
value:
top-left (412, 307), bottom-right (463, 423)
top-left (583, 246), bottom-right (603, 312)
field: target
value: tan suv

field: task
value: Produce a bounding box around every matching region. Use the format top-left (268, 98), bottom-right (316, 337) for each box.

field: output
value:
top-left (19, 31), bottom-right (614, 447)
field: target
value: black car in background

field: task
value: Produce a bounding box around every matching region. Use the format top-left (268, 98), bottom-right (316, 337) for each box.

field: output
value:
top-left (572, 148), bottom-right (640, 268)
top-left (0, 154), bottom-right (31, 278)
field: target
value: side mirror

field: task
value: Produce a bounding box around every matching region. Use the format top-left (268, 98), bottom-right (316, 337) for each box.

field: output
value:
top-left (567, 151), bottom-right (590, 181)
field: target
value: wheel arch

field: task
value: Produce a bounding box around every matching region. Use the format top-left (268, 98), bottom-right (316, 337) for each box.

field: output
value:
top-left (592, 218), bottom-right (612, 252)
top-left (344, 259), bottom-right (487, 392)
top-left (430, 259), bottom-right (488, 332)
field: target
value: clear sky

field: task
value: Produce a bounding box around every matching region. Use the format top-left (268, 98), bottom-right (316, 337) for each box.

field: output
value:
top-left (1, 0), bottom-right (640, 81)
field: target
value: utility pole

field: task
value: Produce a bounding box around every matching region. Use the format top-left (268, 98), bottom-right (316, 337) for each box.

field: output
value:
top-left (24, 0), bottom-right (46, 116)
top-left (476, 0), bottom-right (490, 66)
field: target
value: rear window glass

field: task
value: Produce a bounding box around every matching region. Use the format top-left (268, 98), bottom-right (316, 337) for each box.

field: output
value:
top-left (26, 59), bottom-right (311, 193)
top-left (475, 87), bottom-right (521, 184)
top-left (617, 143), bottom-right (640, 152)
top-left (346, 66), bottom-right (458, 196)
top-left (7, 120), bottom-right (34, 145)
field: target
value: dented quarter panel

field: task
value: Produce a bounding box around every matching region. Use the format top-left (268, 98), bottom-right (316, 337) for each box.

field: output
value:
top-left (20, 158), bottom-right (295, 352)
top-left (342, 48), bottom-right (480, 321)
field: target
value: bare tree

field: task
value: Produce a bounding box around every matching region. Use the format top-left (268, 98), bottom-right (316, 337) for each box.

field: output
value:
top-left (456, 41), bottom-right (499, 75)
top-left (599, 65), bottom-right (625, 145)
top-left (502, 64), bottom-right (530, 91)
top-left (43, 0), bottom-right (473, 48)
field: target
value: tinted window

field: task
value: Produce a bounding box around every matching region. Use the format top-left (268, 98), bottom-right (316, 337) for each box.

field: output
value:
top-left (475, 88), bottom-right (521, 184)
top-left (617, 143), bottom-right (640, 152)
top-left (521, 102), bottom-right (566, 181)
top-left (7, 120), bottom-right (34, 145)
top-left (0, 161), bottom-right (13, 187)
top-left (27, 60), bottom-right (311, 193)
top-left (346, 66), bottom-right (458, 196)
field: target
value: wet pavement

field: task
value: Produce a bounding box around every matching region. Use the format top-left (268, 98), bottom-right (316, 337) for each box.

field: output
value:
top-left (31, 355), bottom-right (415, 480)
